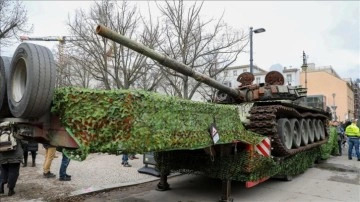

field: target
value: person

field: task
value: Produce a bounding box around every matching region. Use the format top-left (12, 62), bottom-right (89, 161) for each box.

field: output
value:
top-left (334, 121), bottom-right (344, 156)
top-left (129, 154), bottom-right (139, 160)
top-left (344, 119), bottom-right (360, 161)
top-left (58, 148), bottom-right (71, 181)
top-left (0, 133), bottom-right (23, 196)
top-left (122, 153), bottom-right (131, 167)
top-left (42, 143), bottom-right (57, 178)
top-left (21, 139), bottom-right (38, 167)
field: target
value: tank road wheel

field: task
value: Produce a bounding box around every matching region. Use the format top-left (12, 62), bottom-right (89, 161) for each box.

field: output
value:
top-left (299, 119), bottom-right (308, 146)
top-left (277, 118), bottom-right (293, 150)
top-left (313, 119), bottom-right (321, 141)
top-left (307, 119), bottom-right (315, 143)
top-left (290, 119), bottom-right (301, 148)
top-left (317, 120), bottom-right (325, 140)
top-left (7, 43), bottom-right (56, 118)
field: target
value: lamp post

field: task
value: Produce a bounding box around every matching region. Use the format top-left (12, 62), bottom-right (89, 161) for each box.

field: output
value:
top-left (331, 93), bottom-right (337, 121)
top-left (301, 51), bottom-right (308, 89)
top-left (249, 27), bottom-right (266, 74)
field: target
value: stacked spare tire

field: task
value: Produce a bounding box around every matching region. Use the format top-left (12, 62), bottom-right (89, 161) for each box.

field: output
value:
top-left (0, 43), bottom-right (56, 119)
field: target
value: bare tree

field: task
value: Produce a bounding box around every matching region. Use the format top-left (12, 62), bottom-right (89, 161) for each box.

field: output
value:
top-left (0, 0), bottom-right (33, 46)
top-left (156, 0), bottom-right (247, 100)
top-left (66, 0), bottom-right (161, 90)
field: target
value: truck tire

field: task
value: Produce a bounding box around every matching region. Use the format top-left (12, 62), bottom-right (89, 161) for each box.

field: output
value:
top-left (7, 43), bottom-right (56, 118)
top-left (0, 56), bottom-right (12, 117)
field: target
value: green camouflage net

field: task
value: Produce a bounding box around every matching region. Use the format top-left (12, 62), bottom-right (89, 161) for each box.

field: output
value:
top-left (51, 87), bottom-right (265, 161)
top-left (320, 126), bottom-right (338, 159)
top-left (155, 147), bottom-right (321, 182)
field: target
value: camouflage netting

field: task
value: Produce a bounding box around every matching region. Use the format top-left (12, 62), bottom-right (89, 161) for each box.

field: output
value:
top-left (320, 126), bottom-right (338, 159)
top-left (154, 128), bottom-right (337, 182)
top-left (51, 87), bottom-right (265, 161)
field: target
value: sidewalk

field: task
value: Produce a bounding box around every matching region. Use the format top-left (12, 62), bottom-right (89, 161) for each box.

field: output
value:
top-left (0, 147), bottom-right (160, 202)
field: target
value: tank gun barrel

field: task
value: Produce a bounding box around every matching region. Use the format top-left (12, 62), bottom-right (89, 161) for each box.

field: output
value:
top-left (95, 24), bottom-right (241, 100)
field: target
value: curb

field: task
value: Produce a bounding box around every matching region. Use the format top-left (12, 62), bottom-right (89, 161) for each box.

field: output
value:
top-left (68, 173), bottom-right (182, 197)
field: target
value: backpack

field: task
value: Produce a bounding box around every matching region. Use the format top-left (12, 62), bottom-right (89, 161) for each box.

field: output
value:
top-left (0, 122), bottom-right (17, 152)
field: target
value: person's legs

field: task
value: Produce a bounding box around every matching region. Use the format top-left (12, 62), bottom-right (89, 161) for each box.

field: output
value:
top-left (353, 138), bottom-right (360, 160)
top-left (23, 148), bottom-right (28, 167)
top-left (0, 164), bottom-right (9, 194)
top-left (337, 140), bottom-right (342, 156)
top-left (31, 151), bottom-right (36, 167)
top-left (122, 154), bottom-right (131, 167)
top-left (7, 163), bottom-right (20, 196)
top-left (348, 138), bottom-right (355, 160)
top-left (59, 153), bottom-right (71, 181)
top-left (43, 147), bottom-right (56, 177)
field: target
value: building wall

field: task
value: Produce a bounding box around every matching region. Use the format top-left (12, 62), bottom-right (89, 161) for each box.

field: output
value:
top-left (300, 71), bottom-right (354, 121)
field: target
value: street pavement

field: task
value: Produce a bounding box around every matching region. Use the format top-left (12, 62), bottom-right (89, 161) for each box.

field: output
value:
top-left (0, 146), bottom-right (359, 202)
top-left (0, 146), bottom-right (160, 202)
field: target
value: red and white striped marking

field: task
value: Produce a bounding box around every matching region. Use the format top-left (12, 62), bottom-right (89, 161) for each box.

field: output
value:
top-left (255, 138), bottom-right (271, 157)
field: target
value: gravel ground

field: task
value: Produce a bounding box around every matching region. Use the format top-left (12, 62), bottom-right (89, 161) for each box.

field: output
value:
top-left (0, 147), bottom-right (158, 202)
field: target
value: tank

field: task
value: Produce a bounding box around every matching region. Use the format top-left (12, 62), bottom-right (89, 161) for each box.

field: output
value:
top-left (95, 25), bottom-right (331, 158)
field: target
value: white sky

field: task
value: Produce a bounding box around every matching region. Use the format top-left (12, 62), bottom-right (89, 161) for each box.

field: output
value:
top-left (1, 1), bottom-right (359, 80)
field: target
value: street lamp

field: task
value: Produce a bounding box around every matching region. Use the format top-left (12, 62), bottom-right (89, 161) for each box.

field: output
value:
top-left (249, 27), bottom-right (266, 74)
top-left (301, 51), bottom-right (308, 89)
top-left (331, 93), bottom-right (337, 121)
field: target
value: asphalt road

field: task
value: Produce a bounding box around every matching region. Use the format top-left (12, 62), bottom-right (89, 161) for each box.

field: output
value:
top-left (70, 155), bottom-right (360, 202)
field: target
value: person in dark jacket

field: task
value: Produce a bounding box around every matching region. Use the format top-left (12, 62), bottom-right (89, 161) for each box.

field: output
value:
top-left (0, 134), bottom-right (23, 196)
top-left (21, 139), bottom-right (38, 167)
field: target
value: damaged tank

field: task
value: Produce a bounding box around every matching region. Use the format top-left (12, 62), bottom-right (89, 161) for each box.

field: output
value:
top-left (95, 24), bottom-right (332, 201)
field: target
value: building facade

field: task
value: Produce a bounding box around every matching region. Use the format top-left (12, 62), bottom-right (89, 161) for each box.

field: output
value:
top-left (300, 65), bottom-right (356, 121)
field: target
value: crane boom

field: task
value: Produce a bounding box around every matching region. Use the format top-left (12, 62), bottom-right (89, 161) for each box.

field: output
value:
top-left (20, 36), bottom-right (80, 43)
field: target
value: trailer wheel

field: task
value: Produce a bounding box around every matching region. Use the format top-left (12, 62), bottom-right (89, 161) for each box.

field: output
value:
top-left (277, 118), bottom-right (293, 150)
top-left (299, 119), bottom-right (308, 146)
top-left (290, 119), bottom-right (301, 148)
top-left (7, 43), bottom-right (56, 118)
top-left (0, 56), bottom-right (12, 117)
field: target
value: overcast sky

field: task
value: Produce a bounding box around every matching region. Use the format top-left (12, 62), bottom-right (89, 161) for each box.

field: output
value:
top-left (1, 1), bottom-right (359, 80)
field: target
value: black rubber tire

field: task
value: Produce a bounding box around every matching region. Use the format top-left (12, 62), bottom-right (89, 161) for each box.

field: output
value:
top-left (299, 119), bottom-right (308, 146)
top-left (313, 119), bottom-right (321, 141)
top-left (7, 43), bottom-right (56, 118)
top-left (307, 119), bottom-right (315, 143)
top-left (0, 56), bottom-right (12, 117)
top-left (277, 118), bottom-right (293, 150)
top-left (290, 119), bottom-right (301, 148)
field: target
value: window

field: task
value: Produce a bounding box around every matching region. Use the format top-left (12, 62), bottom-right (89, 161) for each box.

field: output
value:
top-left (233, 70), bottom-right (237, 76)
top-left (256, 77), bottom-right (260, 84)
top-left (223, 81), bottom-right (232, 87)
top-left (286, 74), bottom-right (292, 83)
top-left (223, 70), bottom-right (228, 77)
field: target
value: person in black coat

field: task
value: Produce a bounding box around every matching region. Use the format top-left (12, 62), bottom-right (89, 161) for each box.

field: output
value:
top-left (20, 139), bottom-right (38, 167)
top-left (0, 134), bottom-right (23, 196)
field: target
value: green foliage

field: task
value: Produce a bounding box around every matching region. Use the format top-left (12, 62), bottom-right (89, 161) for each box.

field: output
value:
top-left (320, 127), bottom-right (338, 159)
top-left (52, 87), bottom-right (264, 161)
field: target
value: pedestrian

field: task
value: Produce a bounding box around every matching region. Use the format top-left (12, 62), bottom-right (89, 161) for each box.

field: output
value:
top-left (122, 153), bottom-right (131, 167)
top-left (0, 133), bottom-right (23, 196)
top-left (42, 143), bottom-right (57, 178)
top-left (334, 121), bottom-right (344, 156)
top-left (21, 139), bottom-right (38, 167)
top-left (58, 147), bottom-right (71, 181)
top-left (344, 119), bottom-right (360, 161)
top-left (129, 154), bottom-right (139, 160)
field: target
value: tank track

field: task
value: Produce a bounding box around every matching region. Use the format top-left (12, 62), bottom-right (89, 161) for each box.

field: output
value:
top-left (247, 104), bottom-right (329, 157)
